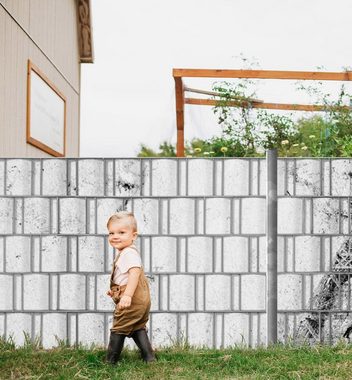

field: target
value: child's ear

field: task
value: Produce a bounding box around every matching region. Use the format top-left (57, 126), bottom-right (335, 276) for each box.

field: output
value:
top-left (133, 231), bottom-right (138, 240)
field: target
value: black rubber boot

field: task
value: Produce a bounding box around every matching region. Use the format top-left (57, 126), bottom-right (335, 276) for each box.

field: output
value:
top-left (106, 332), bottom-right (126, 364)
top-left (131, 329), bottom-right (156, 362)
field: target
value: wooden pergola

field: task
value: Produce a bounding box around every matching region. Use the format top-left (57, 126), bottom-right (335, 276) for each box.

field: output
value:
top-left (173, 69), bottom-right (352, 157)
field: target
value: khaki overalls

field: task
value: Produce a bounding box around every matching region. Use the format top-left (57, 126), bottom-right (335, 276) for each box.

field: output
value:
top-left (110, 246), bottom-right (151, 336)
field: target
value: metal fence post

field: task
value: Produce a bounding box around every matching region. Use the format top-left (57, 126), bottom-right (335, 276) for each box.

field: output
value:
top-left (266, 148), bottom-right (278, 345)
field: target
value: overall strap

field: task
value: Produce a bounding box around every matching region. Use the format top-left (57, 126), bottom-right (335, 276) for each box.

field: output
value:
top-left (110, 250), bottom-right (122, 280)
top-left (110, 245), bottom-right (139, 279)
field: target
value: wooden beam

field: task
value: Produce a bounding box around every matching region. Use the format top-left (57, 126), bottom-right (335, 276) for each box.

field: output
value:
top-left (184, 86), bottom-right (263, 103)
top-left (174, 77), bottom-right (185, 157)
top-left (185, 98), bottom-right (352, 112)
top-left (174, 69), bottom-right (352, 81)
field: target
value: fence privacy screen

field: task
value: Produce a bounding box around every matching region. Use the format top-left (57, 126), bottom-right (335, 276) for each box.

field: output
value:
top-left (1, 158), bottom-right (352, 348)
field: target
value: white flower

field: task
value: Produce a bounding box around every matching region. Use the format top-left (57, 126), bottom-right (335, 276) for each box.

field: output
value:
top-left (281, 140), bottom-right (289, 145)
top-left (309, 135), bottom-right (316, 139)
top-left (292, 143), bottom-right (299, 147)
top-left (301, 146), bottom-right (308, 150)
top-left (203, 152), bottom-right (210, 155)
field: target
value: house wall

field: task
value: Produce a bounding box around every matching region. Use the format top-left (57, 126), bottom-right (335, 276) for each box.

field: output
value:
top-left (0, 1), bottom-right (80, 157)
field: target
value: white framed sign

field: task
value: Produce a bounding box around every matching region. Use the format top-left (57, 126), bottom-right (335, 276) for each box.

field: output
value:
top-left (26, 60), bottom-right (66, 156)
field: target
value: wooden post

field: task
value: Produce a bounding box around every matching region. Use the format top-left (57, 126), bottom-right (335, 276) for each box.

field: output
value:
top-left (174, 77), bottom-right (185, 157)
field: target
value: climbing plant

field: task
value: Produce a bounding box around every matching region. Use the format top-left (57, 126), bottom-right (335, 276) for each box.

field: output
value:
top-left (137, 67), bottom-right (352, 158)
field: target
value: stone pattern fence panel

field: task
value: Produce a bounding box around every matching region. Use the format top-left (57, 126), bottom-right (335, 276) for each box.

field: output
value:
top-left (0, 158), bottom-right (351, 348)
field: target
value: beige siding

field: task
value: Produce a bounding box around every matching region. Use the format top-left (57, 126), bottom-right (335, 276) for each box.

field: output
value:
top-left (0, 0), bottom-right (30, 31)
top-left (0, 0), bottom-right (80, 90)
top-left (0, 2), bottom-right (80, 157)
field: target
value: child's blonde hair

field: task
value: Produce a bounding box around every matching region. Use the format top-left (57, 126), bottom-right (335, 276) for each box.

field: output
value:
top-left (106, 211), bottom-right (138, 232)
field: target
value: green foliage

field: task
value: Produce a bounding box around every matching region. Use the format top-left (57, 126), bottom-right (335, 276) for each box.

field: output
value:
top-left (0, 334), bottom-right (15, 351)
top-left (257, 111), bottom-right (296, 151)
top-left (291, 115), bottom-right (333, 157)
top-left (2, 338), bottom-right (352, 380)
top-left (136, 68), bottom-right (352, 158)
top-left (203, 136), bottom-right (248, 157)
top-left (210, 78), bottom-right (352, 157)
top-left (212, 80), bottom-right (257, 156)
top-left (184, 138), bottom-right (247, 157)
top-left (137, 142), bottom-right (176, 157)
top-left (293, 82), bottom-right (352, 157)
top-left (339, 135), bottom-right (352, 157)
top-left (137, 144), bottom-right (159, 157)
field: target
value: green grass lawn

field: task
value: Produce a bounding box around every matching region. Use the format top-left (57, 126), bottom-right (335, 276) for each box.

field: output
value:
top-left (1, 337), bottom-right (352, 379)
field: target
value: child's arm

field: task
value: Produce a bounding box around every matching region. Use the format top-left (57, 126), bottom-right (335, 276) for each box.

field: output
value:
top-left (119, 267), bottom-right (141, 309)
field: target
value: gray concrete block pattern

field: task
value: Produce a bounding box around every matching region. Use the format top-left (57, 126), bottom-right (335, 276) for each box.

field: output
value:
top-left (1, 158), bottom-right (352, 348)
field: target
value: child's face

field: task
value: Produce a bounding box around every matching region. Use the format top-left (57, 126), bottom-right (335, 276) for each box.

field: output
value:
top-left (108, 220), bottom-right (137, 251)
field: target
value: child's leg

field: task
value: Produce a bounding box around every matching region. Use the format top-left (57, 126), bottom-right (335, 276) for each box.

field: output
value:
top-left (106, 332), bottom-right (126, 364)
top-left (131, 329), bottom-right (156, 362)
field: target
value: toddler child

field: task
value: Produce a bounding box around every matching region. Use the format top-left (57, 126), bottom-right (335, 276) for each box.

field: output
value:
top-left (105, 211), bottom-right (155, 364)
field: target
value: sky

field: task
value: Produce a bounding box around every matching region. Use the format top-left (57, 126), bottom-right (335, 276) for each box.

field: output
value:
top-left (80, 0), bottom-right (352, 157)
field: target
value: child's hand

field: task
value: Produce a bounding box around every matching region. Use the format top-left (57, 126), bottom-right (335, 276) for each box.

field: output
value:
top-left (106, 290), bottom-right (113, 297)
top-left (118, 295), bottom-right (132, 310)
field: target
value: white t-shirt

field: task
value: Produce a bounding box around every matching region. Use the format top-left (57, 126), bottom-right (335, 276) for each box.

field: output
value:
top-left (112, 246), bottom-right (142, 285)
